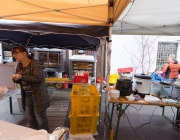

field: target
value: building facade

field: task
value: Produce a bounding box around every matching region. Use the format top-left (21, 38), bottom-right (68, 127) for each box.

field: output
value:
top-left (156, 42), bottom-right (178, 69)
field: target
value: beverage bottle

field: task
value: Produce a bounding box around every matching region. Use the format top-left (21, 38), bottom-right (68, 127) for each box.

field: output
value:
top-left (110, 127), bottom-right (114, 140)
top-left (96, 76), bottom-right (100, 91)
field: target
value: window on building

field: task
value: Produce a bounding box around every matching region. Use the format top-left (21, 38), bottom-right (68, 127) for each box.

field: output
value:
top-left (156, 42), bottom-right (178, 69)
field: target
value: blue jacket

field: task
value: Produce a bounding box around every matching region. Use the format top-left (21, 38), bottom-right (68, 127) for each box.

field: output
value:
top-left (151, 72), bottom-right (162, 82)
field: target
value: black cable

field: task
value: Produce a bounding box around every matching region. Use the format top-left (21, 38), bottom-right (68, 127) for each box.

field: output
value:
top-left (129, 105), bottom-right (143, 111)
top-left (124, 106), bottom-right (158, 130)
top-left (105, 103), bottom-right (119, 125)
top-left (104, 104), bottom-right (110, 126)
top-left (121, 0), bottom-right (136, 29)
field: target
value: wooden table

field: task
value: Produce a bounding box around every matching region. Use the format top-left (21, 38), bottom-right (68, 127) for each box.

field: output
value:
top-left (109, 96), bottom-right (180, 140)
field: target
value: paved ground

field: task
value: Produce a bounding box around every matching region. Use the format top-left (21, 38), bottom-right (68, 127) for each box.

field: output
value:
top-left (94, 92), bottom-right (180, 140)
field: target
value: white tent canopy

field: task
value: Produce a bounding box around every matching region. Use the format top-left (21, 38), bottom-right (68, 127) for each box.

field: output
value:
top-left (113, 0), bottom-right (180, 36)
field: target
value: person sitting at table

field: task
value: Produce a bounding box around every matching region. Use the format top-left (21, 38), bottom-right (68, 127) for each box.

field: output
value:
top-left (151, 68), bottom-right (162, 82)
top-left (11, 46), bottom-right (50, 132)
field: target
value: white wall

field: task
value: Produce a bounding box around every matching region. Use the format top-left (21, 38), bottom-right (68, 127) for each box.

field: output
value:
top-left (110, 35), bottom-right (180, 74)
top-left (0, 43), bottom-right (2, 64)
top-left (111, 35), bottom-right (133, 74)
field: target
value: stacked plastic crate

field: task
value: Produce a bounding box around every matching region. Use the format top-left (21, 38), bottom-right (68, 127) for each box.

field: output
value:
top-left (69, 84), bottom-right (101, 135)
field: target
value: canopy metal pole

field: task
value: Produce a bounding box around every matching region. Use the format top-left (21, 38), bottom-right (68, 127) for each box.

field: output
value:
top-left (93, 50), bottom-right (97, 85)
top-left (104, 26), bottom-right (112, 140)
top-left (103, 1), bottom-right (114, 139)
top-left (100, 44), bottom-right (105, 93)
top-left (99, 43), bottom-right (105, 124)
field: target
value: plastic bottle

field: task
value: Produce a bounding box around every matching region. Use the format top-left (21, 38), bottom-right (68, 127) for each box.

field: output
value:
top-left (96, 75), bottom-right (101, 91)
top-left (96, 81), bottom-right (100, 91)
top-left (110, 127), bottom-right (114, 140)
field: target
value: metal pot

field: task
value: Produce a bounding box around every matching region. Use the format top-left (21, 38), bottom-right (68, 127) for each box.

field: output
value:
top-left (134, 74), bottom-right (152, 94)
top-left (115, 79), bottom-right (133, 96)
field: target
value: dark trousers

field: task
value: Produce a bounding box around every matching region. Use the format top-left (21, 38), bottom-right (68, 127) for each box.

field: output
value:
top-left (25, 95), bottom-right (49, 132)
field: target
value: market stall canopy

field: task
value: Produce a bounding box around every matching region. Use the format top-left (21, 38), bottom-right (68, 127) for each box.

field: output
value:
top-left (0, 30), bottom-right (100, 51)
top-left (112, 0), bottom-right (180, 36)
top-left (0, 0), bottom-right (130, 50)
top-left (0, 0), bottom-right (130, 26)
top-left (0, 20), bottom-right (106, 50)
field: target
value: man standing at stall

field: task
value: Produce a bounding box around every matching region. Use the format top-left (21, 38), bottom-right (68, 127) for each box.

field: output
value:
top-left (162, 54), bottom-right (180, 83)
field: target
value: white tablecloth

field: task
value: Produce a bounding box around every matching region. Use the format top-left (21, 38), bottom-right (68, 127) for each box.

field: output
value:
top-left (0, 120), bottom-right (47, 140)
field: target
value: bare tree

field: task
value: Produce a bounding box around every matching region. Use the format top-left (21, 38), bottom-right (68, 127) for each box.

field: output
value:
top-left (124, 35), bottom-right (159, 74)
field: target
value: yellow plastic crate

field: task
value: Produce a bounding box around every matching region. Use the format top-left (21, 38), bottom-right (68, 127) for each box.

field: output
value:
top-left (70, 85), bottom-right (101, 116)
top-left (109, 74), bottom-right (119, 84)
top-left (69, 113), bottom-right (99, 134)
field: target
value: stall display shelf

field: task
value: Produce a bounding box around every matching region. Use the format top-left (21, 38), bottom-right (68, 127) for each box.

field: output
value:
top-left (69, 55), bottom-right (95, 62)
top-left (33, 48), bottom-right (65, 78)
top-left (69, 55), bottom-right (96, 81)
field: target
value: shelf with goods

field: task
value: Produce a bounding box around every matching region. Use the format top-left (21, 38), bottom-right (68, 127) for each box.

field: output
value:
top-left (33, 48), bottom-right (65, 78)
top-left (69, 55), bottom-right (96, 82)
top-left (72, 62), bottom-right (94, 77)
top-left (38, 52), bottom-right (63, 68)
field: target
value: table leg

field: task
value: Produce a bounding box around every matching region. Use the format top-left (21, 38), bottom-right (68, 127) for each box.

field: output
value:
top-left (162, 106), bottom-right (164, 116)
top-left (9, 96), bottom-right (13, 114)
top-left (175, 107), bottom-right (180, 129)
top-left (110, 103), bottom-right (115, 128)
top-left (114, 104), bottom-right (122, 140)
top-left (176, 107), bottom-right (180, 120)
top-left (162, 106), bottom-right (174, 124)
top-left (9, 96), bottom-right (25, 115)
top-left (107, 104), bottom-right (111, 122)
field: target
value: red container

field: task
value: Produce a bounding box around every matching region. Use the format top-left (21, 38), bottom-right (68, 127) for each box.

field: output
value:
top-left (62, 74), bottom-right (69, 89)
top-left (74, 74), bottom-right (89, 83)
top-left (118, 67), bottom-right (133, 73)
top-left (62, 83), bottom-right (68, 89)
top-left (96, 75), bottom-right (100, 83)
